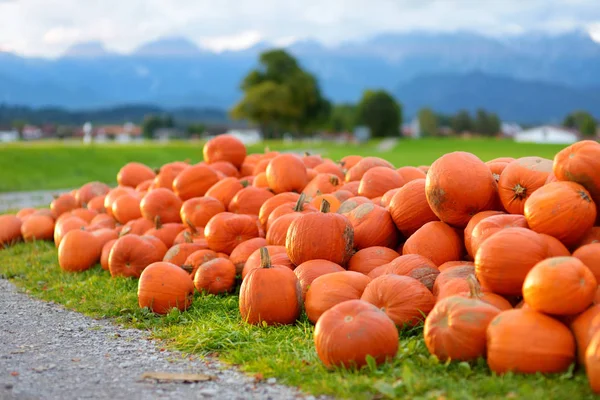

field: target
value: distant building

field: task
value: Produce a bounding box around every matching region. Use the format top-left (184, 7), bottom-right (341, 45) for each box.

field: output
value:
top-left (22, 125), bottom-right (43, 140)
top-left (154, 127), bottom-right (184, 142)
top-left (501, 122), bottom-right (523, 137)
top-left (402, 118), bottom-right (421, 138)
top-left (222, 129), bottom-right (262, 146)
top-left (79, 123), bottom-right (142, 143)
top-left (514, 126), bottom-right (579, 145)
top-left (0, 127), bottom-right (19, 142)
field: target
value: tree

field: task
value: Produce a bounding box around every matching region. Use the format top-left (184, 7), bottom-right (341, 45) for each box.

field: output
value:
top-left (327, 104), bottom-right (357, 132)
top-left (11, 119), bottom-right (26, 140)
top-left (474, 109), bottom-right (501, 136)
top-left (356, 90), bottom-right (402, 137)
top-left (451, 110), bottom-right (473, 134)
top-left (581, 115), bottom-right (597, 136)
top-left (418, 108), bottom-right (439, 137)
top-left (564, 111), bottom-right (597, 136)
top-left (141, 114), bottom-right (174, 139)
top-left (231, 49), bottom-right (330, 138)
top-left (186, 123), bottom-right (206, 136)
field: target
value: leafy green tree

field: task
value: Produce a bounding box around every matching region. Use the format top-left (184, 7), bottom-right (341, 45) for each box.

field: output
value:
top-left (418, 108), bottom-right (439, 137)
top-left (141, 115), bottom-right (175, 139)
top-left (231, 49), bottom-right (330, 138)
top-left (564, 111), bottom-right (597, 136)
top-left (327, 104), bottom-right (357, 132)
top-left (186, 123), bottom-right (206, 136)
top-left (356, 90), bottom-right (402, 137)
top-left (451, 110), bottom-right (473, 134)
top-left (581, 115), bottom-right (597, 136)
top-left (11, 119), bottom-right (26, 140)
top-left (474, 109), bottom-right (501, 136)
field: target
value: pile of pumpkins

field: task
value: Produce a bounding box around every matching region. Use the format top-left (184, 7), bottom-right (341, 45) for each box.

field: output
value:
top-left (2, 136), bottom-right (600, 392)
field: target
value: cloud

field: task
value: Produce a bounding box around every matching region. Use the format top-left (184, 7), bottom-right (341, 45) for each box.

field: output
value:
top-left (0, 0), bottom-right (599, 56)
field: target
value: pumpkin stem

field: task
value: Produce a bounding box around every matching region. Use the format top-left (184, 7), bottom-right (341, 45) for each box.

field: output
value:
top-left (329, 176), bottom-right (339, 186)
top-left (154, 215), bottom-right (163, 230)
top-left (466, 274), bottom-right (483, 299)
top-left (119, 226), bottom-right (131, 237)
top-left (580, 190), bottom-right (592, 203)
top-left (304, 151), bottom-right (311, 156)
top-left (259, 247), bottom-right (272, 269)
top-left (183, 231), bottom-right (193, 244)
top-left (294, 193), bottom-right (307, 212)
top-left (52, 193), bottom-right (59, 199)
top-left (512, 183), bottom-right (527, 199)
top-left (339, 160), bottom-right (346, 167)
top-left (185, 218), bottom-right (197, 234)
top-left (264, 146), bottom-right (270, 153)
top-left (320, 199), bottom-right (331, 213)
top-left (153, 167), bottom-right (161, 174)
top-left (240, 179), bottom-right (250, 188)
top-left (181, 264), bottom-right (193, 274)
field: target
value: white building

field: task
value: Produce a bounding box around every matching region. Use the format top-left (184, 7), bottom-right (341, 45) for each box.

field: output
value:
top-left (501, 122), bottom-right (523, 137)
top-left (0, 129), bottom-right (19, 142)
top-left (223, 129), bottom-right (262, 146)
top-left (513, 126), bottom-right (579, 145)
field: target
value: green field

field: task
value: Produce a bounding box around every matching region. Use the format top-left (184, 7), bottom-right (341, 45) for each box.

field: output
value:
top-left (0, 138), bottom-right (566, 192)
top-left (1, 137), bottom-right (592, 400)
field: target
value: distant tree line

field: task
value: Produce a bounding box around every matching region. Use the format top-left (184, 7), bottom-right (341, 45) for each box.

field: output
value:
top-left (563, 110), bottom-right (597, 136)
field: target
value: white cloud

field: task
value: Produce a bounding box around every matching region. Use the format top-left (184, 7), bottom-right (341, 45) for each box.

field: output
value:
top-left (0, 0), bottom-right (599, 56)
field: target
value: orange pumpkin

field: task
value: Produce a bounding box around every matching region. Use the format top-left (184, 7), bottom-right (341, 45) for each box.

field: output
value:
top-left (163, 241), bottom-right (209, 267)
top-left (303, 173), bottom-right (341, 198)
top-left (438, 260), bottom-right (474, 272)
top-left (117, 162), bottom-right (156, 188)
top-left (380, 188), bottom-right (400, 208)
top-left (337, 196), bottom-right (372, 215)
top-left (266, 154), bottom-right (308, 194)
top-left (570, 304), bottom-right (600, 364)
top-left (425, 151), bottom-right (497, 228)
top-left (310, 194), bottom-right (341, 213)
top-left (463, 210), bottom-right (505, 259)
top-left (182, 249), bottom-right (218, 276)
top-left (339, 155), bottom-right (363, 171)
top-left (86, 195), bottom-right (107, 214)
top-left (475, 227), bottom-right (547, 296)
top-left (172, 164), bottom-right (220, 201)
top-left (402, 221), bottom-right (463, 266)
top-left (16, 208), bottom-right (36, 220)
top-left (104, 186), bottom-right (135, 218)
top-left (358, 167), bottom-right (405, 199)
top-left (265, 213), bottom-right (301, 246)
top-left (193, 258), bottom-right (236, 294)
top-left (0, 215), bottom-right (22, 247)
top-left (293, 259), bottom-right (345, 299)
top-left (498, 157), bottom-right (553, 214)
top-left (574, 243), bottom-right (600, 281)
top-left (424, 295), bottom-right (501, 361)
top-left (396, 166), bottom-right (426, 182)
top-left (122, 217), bottom-right (154, 236)
top-left (109, 235), bottom-right (167, 278)
top-left (456, 275), bottom-right (513, 310)
top-left (314, 161), bottom-right (344, 180)
top-left (21, 215), bottom-right (55, 242)
top-left (53, 216), bottom-right (88, 247)
top-left (229, 237), bottom-right (268, 275)
top-left (203, 134), bottom-right (247, 168)
top-left (314, 299), bottom-right (398, 368)
top-left (228, 186), bottom-right (275, 215)
top-left (525, 181), bottom-right (596, 247)
top-left (58, 229), bottom-right (101, 272)
top-left (241, 245), bottom-right (294, 279)
top-left (338, 181), bottom-right (360, 196)
top-left (345, 157), bottom-right (394, 182)
top-left (361, 275), bottom-right (435, 327)
top-left (180, 196), bottom-right (226, 229)
top-left (369, 254), bottom-right (440, 292)
top-left (204, 212), bottom-right (260, 254)
top-left (100, 239), bottom-right (117, 270)
top-left (239, 248), bottom-right (302, 325)
top-left (578, 227), bottom-right (600, 247)
top-left (469, 214), bottom-right (528, 259)
top-left (252, 172), bottom-right (269, 188)
top-left (76, 181), bottom-right (110, 207)
top-left (143, 219), bottom-right (185, 248)
top-left (111, 193), bottom-right (142, 224)
top-left (486, 309), bottom-right (575, 374)
top-left (286, 200), bottom-right (354, 266)
top-left (209, 161), bottom-right (239, 178)
top-left (305, 271), bottom-right (371, 323)
top-left (152, 161), bottom-right (189, 190)
top-left (258, 192), bottom-right (301, 229)
top-left (586, 329), bottom-right (600, 393)
top-left (388, 179), bottom-right (439, 237)
top-left (347, 246), bottom-right (400, 276)
top-left (540, 233), bottom-right (571, 258)
top-left (346, 203), bottom-right (398, 250)
top-left (523, 256), bottom-right (597, 315)
top-left (138, 261), bottom-right (194, 314)
top-left (205, 177), bottom-right (245, 208)
top-left (553, 140), bottom-right (600, 207)
top-left (50, 193), bottom-right (78, 218)
top-left (487, 161), bottom-right (509, 182)
top-left (140, 188), bottom-right (182, 224)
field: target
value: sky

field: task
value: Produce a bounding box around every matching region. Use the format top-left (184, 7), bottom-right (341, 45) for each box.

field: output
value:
top-left (1, 0), bottom-right (600, 57)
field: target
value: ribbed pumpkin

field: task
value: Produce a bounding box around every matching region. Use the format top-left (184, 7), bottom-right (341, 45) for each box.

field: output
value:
top-left (109, 235), bottom-right (167, 278)
top-left (380, 188), bottom-right (400, 208)
top-left (424, 295), bottom-right (501, 361)
top-left (524, 181), bottom-right (596, 247)
top-left (498, 157), bottom-right (552, 213)
top-left (143, 219), bottom-right (186, 248)
top-left (152, 161), bottom-right (189, 190)
top-left (258, 192), bottom-right (301, 229)
top-left (523, 256), bottom-right (597, 315)
top-left (369, 255), bottom-right (440, 292)
top-left (239, 248), bottom-right (302, 325)
top-left (574, 243), bottom-right (600, 281)
top-left (570, 304), bottom-right (600, 364)
top-left (540, 233), bottom-right (571, 258)
top-left (205, 177), bottom-right (245, 208)
top-left (50, 193), bottom-right (78, 218)
top-left (53, 216), bottom-right (87, 247)
top-left (425, 152), bottom-right (497, 228)
top-left (163, 241), bottom-right (209, 267)
top-left (314, 161), bottom-right (345, 180)
top-left (266, 213), bottom-right (301, 246)
top-left (228, 186), bottom-right (275, 215)
top-left (140, 188), bottom-right (182, 224)
top-left (339, 155), bottom-right (363, 171)
top-left (433, 264), bottom-right (478, 297)
top-left (358, 167), bottom-right (405, 199)
top-left (361, 275), bottom-right (435, 327)
top-left (286, 200), bottom-right (354, 266)
top-left (172, 164), bottom-right (220, 201)
top-left (86, 195), bottom-right (107, 214)
top-left (138, 261), bottom-right (194, 314)
top-left (241, 245), bottom-right (294, 279)
top-left (469, 214), bottom-right (528, 259)
top-left (305, 271), bottom-right (371, 324)
top-left (100, 239), bottom-right (117, 270)
top-left (294, 259), bottom-right (345, 299)
top-left (204, 212), bottom-right (260, 254)
top-left (464, 210), bottom-right (505, 259)
top-left (104, 186), bottom-right (135, 218)
top-left (553, 140), bottom-right (600, 207)
top-left (111, 193), bottom-right (142, 224)
top-left (456, 275), bottom-right (513, 311)
top-left (180, 196), bottom-right (226, 229)
top-left (346, 203), bottom-right (399, 250)
top-left (203, 134), bottom-right (247, 168)
top-left (586, 329), bottom-right (600, 393)
top-left (402, 221), bottom-right (463, 266)
top-left (266, 154), bottom-right (308, 194)
top-left (21, 215), bottom-right (55, 242)
top-left (193, 258), bottom-right (236, 294)
top-left (337, 196), bottom-right (373, 215)
top-left (338, 181), bottom-right (360, 196)
top-left (58, 229), bottom-right (102, 272)
top-left (181, 249), bottom-right (218, 276)
top-left (332, 190), bottom-right (354, 204)
top-left (345, 157), bottom-right (394, 182)
top-left (117, 162), bottom-right (156, 188)
top-left (475, 227), bottom-right (547, 296)
top-left (347, 247), bottom-right (400, 276)
top-left (122, 217), bottom-right (154, 236)
top-left (303, 173), bottom-right (341, 198)
top-left (88, 214), bottom-right (116, 230)
top-left (578, 227), bottom-right (600, 247)
top-left (310, 194), bottom-right (342, 213)
top-left (229, 237), bottom-right (268, 275)
top-left (397, 166), bottom-right (427, 182)
top-left (487, 161), bottom-right (509, 182)
top-left (486, 309), bottom-right (575, 374)
top-left (314, 299), bottom-right (398, 368)
top-left (438, 260), bottom-right (474, 272)
top-left (388, 179), bottom-right (439, 237)
top-left (76, 181), bottom-right (110, 207)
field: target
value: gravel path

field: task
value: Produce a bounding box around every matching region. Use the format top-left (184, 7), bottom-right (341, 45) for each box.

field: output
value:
top-left (0, 279), bottom-right (325, 400)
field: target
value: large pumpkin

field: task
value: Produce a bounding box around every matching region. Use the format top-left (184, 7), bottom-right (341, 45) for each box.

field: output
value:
top-left (293, 259), bottom-right (345, 299)
top-left (346, 203), bottom-right (399, 250)
top-left (266, 154), bottom-right (308, 194)
top-left (58, 229), bottom-right (101, 272)
top-left (388, 179), bottom-right (439, 237)
top-left (424, 295), bottom-right (501, 361)
top-left (204, 212), bottom-right (260, 254)
top-left (140, 188), bottom-right (182, 224)
top-left (286, 200), bottom-right (354, 266)
top-left (425, 151), bottom-right (497, 228)
top-left (369, 254), bottom-right (440, 292)
top-left (229, 237), bottom-right (268, 275)
top-left (361, 275), bottom-right (435, 327)
top-left (193, 258), bottom-right (236, 295)
top-left (204, 177), bottom-right (245, 208)
top-left (486, 309), bottom-right (575, 374)
top-left (468, 214), bottom-right (528, 259)
top-left (203, 134), bottom-right (247, 168)
top-left (524, 181), bottom-right (596, 247)
top-left (570, 304), bottom-right (600, 364)
top-left (228, 186), bottom-right (275, 215)
top-left (180, 196), bottom-right (226, 229)
top-left (475, 227), bottom-right (547, 296)
top-left (464, 210), bottom-right (505, 259)
top-left (498, 157), bottom-right (553, 215)
top-left (138, 261), bottom-right (194, 315)
top-left (314, 299), bottom-right (398, 368)
top-left (173, 164), bottom-right (220, 201)
top-left (109, 235), bottom-right (167, 278)
top-left (239, 248), bottom-right (302, 325)
top-left (574, 243), bottom-right (600, 281)
top-left (553, 140), bottom-right (600, 207)
top-left (117, 162), bottom-right (156, 188)
top-left (347, 247), bottom-right (400, 276)
top-left (402, 221), bottom-right (463, 266)
top-left (358, 166), bottom-right (405, 199)
top-left (53, 216), bottom-right (87, 247)
top-left (241, 245), bottom-right (294, 279)
top-left (523, 256), bottom-right (597, 315)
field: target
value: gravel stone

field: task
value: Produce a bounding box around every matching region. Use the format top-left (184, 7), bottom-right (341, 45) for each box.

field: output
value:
top-left (0, 279), bottom-right (331, 400)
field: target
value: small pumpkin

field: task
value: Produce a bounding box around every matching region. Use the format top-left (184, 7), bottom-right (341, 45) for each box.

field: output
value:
top-left (497, 157), bottom-right (553, 214)
top-left (402, 221), bottom-right (463, 266)
top-left (181, 249), bottom-right (218, 276)
top-left (109, 235), bottom-right (167, 278)
top-left (104, 186), bottom-right (136, 218)
top-left (314, 299), bottom-right (398, 368)
top-left (463, 210), bottom-right (505, 259)
top-left (204, 212), bottom-right (260, 254)
top-left (314, 161), bottom-right (345, 180)
top-left (228, 186), bottom-right (275, 215)
top-left (469, 214), bottom-right (528, 259)
top-left (140, 188), bottom-right (183, 224)
top-left (58, 229), bottom-right (101, 272)
top-left (21, 215), bottom-right (55, 242)
top-left (339, 155), bottom-right (363, 171)
top-left (111, 193), bottom-right (142, 224)
top-left (210, 161), bottom-right (239, 178)
top-left (122, 217), bottom-right (154, 236)
top-left (574, 243), bottom-right (600, 281)
top-left (76, 181), bottom-right (110, 207)
top-left (205, 177), bottom-right (245, 208)
top-left (229, 237), bottom-right (268, 275)
top-left (369, 254), bottom-right (440, 292)
top-left (396, 166), bottom-right (426, 182)
top-left (86, 195), bottom-right (107, 214)
top-left (266, 213), bottom-right (302, 247)
top-left (358, 167), bottom-right (405, 199)
top-left (586, 329), bottom-right (600, 393)
top-left (337, 196), bottom-right (373, 215)
top-left (346, 203), bottom-right (399, 250)
top-left (50, 193), bottom-right (78, 218)
top-left (100, 239), bottom-right (117, 270)
top-left (0, 215), bottom-right (22, 247)
top-left (163, 240), bottom-right (209, 267)
top-left (310, 194), bottom-right (341, 213)
top-left (294, 259), bottom-right (345, 299)
top-left (540, 233), bottom-right (571, 258)
top-left (144, 217), bottom-right (186, 248)
top-left (347, 247), bottom-right (400, 276)
top-left (203, 134), bottom-right (247, 168)
top-left (193, 258), bottom-right (237, 294)
top-left (180, 196), bottom-right (226, 229)
top-left (173, 164), bottom-right (220, 201)
top-left (117, 162), bottom-right (156, 188)
top-left (345, 157), bottom-right (394, 182)
top-left (388, 179), bottom-right (439, 237)
top-left (242, 245), bottom-right (294, 279)
top-left (303, 173), bottom-right (341, 198)
top-left (266, 154), bottom-right (308, 194)
top-left (570, 304), bottom-right (600, 364)
top-left (457, 275), bottom-right (513, 310)
top-left (553, 140), bottom-right (600, 207)
top-left (138, 261), bottom-right (194, 314)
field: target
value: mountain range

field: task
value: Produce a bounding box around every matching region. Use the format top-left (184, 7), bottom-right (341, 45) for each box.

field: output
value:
top-left (1, 31), bottom-right (599, 123)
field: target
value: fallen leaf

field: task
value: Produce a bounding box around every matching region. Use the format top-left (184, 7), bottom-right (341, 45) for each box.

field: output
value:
top-left (254, 373), bottom-right (264, 382)
top-left (72, 358), bottom-right (81, 362)
top-left (139, 372), bottom-right (215, 383)
top-left (10, 371), bottom-right (19, 377)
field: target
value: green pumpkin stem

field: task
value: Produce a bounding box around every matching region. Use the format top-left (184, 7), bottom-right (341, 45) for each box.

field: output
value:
top-left (320, 199), bottom-right (331, 213)
top-left (259, 247), bottom-right (272, 269)
top-left (294, 193), bottom-right (307, 212)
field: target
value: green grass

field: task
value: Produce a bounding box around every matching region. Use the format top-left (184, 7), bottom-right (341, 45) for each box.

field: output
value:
top-left (0, 240), bottom-right (595, 400)
top-left (0, 138), bottom-right (566, 192)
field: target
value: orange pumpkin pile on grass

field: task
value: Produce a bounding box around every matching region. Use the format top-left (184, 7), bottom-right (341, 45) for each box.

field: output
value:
top-left (3, 136), bottom-right (600, 390)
